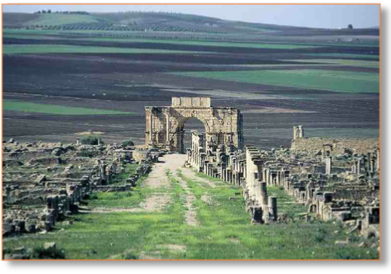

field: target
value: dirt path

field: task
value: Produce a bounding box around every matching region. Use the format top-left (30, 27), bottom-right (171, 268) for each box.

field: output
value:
top-left (142, 157), bottom-right (172, 189)
top-left (179, 167), bottom-right (217, 188)
top-left (174, 175), bottom-right (199, 226)
top-left (91, 154), bottom-right (215, 223)
top-left (161, 154), bottom-right (200, 226)
top-left (145, 154), bottom-right (208, 226)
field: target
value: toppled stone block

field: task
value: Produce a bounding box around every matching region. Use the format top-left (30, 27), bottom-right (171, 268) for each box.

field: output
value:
top-left (44, 242), bottom-right (57, 250)
top-left (25, 222), bottom-right (36, 233)
top-left (52, 148), bottom-right (65, 156)
top-left (3, 222), bottom-right (15, 236)
top-left (36, 174), bottom-right (47, 184)
top-left (337, 211), bottom-right (352, 222)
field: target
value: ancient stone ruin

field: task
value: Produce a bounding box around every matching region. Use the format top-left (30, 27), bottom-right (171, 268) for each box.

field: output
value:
top-left (2, 139), bottom-right (156, 240)
top-left (145, 97), bottom-right (244, 153)
top-left (185, 122), bottom-right (380, 241)
top-left (3, 97), bottom-right (380, 258)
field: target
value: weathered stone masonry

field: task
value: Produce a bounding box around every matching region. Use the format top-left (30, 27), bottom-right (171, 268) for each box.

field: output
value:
top-left (186, 121), bottom-right (380, 239)
top-left (145, 97), bottom-right (244, 153)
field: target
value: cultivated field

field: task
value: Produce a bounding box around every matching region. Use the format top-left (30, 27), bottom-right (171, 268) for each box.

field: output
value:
top-left (2, 12), bottom-right (379, 148)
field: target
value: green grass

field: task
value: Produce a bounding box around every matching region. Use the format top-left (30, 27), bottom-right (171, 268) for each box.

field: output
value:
top-left (2, 44), bottom-right (207, 55)
top-left (3, 100), bottom-right (135, 115)
top-left (173, 69), bottom-right (379, 93)
top-left (111, 164), bottom-right (139, 184)
top-left (3, 168), bottom-right (378, 260)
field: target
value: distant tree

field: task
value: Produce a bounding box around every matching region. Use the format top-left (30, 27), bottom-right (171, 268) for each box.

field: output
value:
top-left (48, 9), bottom-right (51, 13)
top-left (37, 11), bottom-right (41, 14)
top-left (348, 24), bottom-right (354, 29)
top-left (42, 10), bottom-right (46, 14)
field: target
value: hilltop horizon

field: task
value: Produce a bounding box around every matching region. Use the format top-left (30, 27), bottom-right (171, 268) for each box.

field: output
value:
top-left (3, 4), bottom-right (380, 29)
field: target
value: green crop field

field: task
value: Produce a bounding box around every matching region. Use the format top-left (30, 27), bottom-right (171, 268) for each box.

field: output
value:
top-left (305, 53), bottom-right (379, 60)
top-left (77, 37), bottom-right (320, 49)
top-left (174, 69), bottom-right (379, 93)
top-left (2, 44), bottom-right (206, 55)
top-left (3, 100), bottom-right (135, 115)
top-left (26, 14), bottom-right (101, 26)
top-left (289, 59), bottom-right (379, 68)
top-left (3, 30), bottom-right (318, 50)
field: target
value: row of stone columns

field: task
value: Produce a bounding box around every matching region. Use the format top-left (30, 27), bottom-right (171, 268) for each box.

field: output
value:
top-left (348, 149), bottom-right (380, 176)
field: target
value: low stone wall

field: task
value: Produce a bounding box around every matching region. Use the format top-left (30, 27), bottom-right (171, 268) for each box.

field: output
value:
top-left (133, 149), bottom-right (150, 163)
top-left (93, 184), bottom-right (132, 192)
top-left (3, 177), bottom-right (91, 236)
top-left (291, 137), bottom-right (379, 155)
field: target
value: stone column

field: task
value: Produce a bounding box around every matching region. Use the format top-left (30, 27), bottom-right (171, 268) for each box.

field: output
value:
top-left (365, 152), bottom-right (371, 172)
top-left (265, 169), bottom-right (270, 185)
top-left (268, 196), bottom-right (277, 221)
top-left (236, 172), bottom-right (241, 185)
top-left (276, 171), bottom-right (280, 185)
top-left (263, 169), bottom-right (267, 184)
top-left (271, 172), bottom-right (277, 185)
top-left (325, 156), bottom-right (332, 175)
top-left (260, 182), bottom-right (268, 207)
top-left (165, 112), bottom-right (170, 145)
top-left (293, 126), bottom-right (298, 140)
top-left (251, 174), bottom-right (257, 200)
top-left (357, 158), bottom-right (362, 175)
top-left (149, 112), bottom-right (153, 143)
top-left (370, 158), bottom-right (375, 173)
top-left (298, 125), bottom-right (304, 138)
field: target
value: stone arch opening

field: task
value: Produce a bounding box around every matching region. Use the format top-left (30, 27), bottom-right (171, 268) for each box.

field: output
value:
top-left (145, 97), bottom-right (244, 153)
top-left (180, 117), bottom-right (206, 152)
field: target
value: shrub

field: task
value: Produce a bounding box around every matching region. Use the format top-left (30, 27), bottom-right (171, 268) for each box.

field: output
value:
top-left (77, 150), bottom-right (99, 158)
top-left (31, 246), bottom-right (66, 259)
top-left (90, 193), bottom-right (98, 200)
top-left (122, 139), bottom-right (135, 147)
top-left (123, 251), bottom-right (138, 260)
top-left (80, 136), bottom-right (103, 145)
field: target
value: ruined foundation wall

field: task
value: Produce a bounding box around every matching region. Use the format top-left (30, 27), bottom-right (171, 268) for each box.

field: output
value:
top-left (291, 137), bottom-right (379, 154)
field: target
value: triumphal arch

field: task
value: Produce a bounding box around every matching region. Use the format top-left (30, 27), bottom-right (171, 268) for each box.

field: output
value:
top-left (145, 97), bottom-right (244, 153)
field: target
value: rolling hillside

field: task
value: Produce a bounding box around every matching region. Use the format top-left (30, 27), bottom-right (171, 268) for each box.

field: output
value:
top-left (3, 11), bottom-right (380, 36)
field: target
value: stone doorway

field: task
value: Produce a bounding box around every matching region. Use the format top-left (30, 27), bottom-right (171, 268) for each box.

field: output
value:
top-left (181, 117), bottom-right (206, 153)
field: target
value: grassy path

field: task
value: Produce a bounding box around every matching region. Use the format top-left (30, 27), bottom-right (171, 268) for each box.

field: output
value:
top-left (3, 155), bottom-right (378, 260)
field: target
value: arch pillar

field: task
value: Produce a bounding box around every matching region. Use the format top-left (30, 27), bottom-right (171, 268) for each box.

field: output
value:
top-left (145, 97), bottom-right (244, 153)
